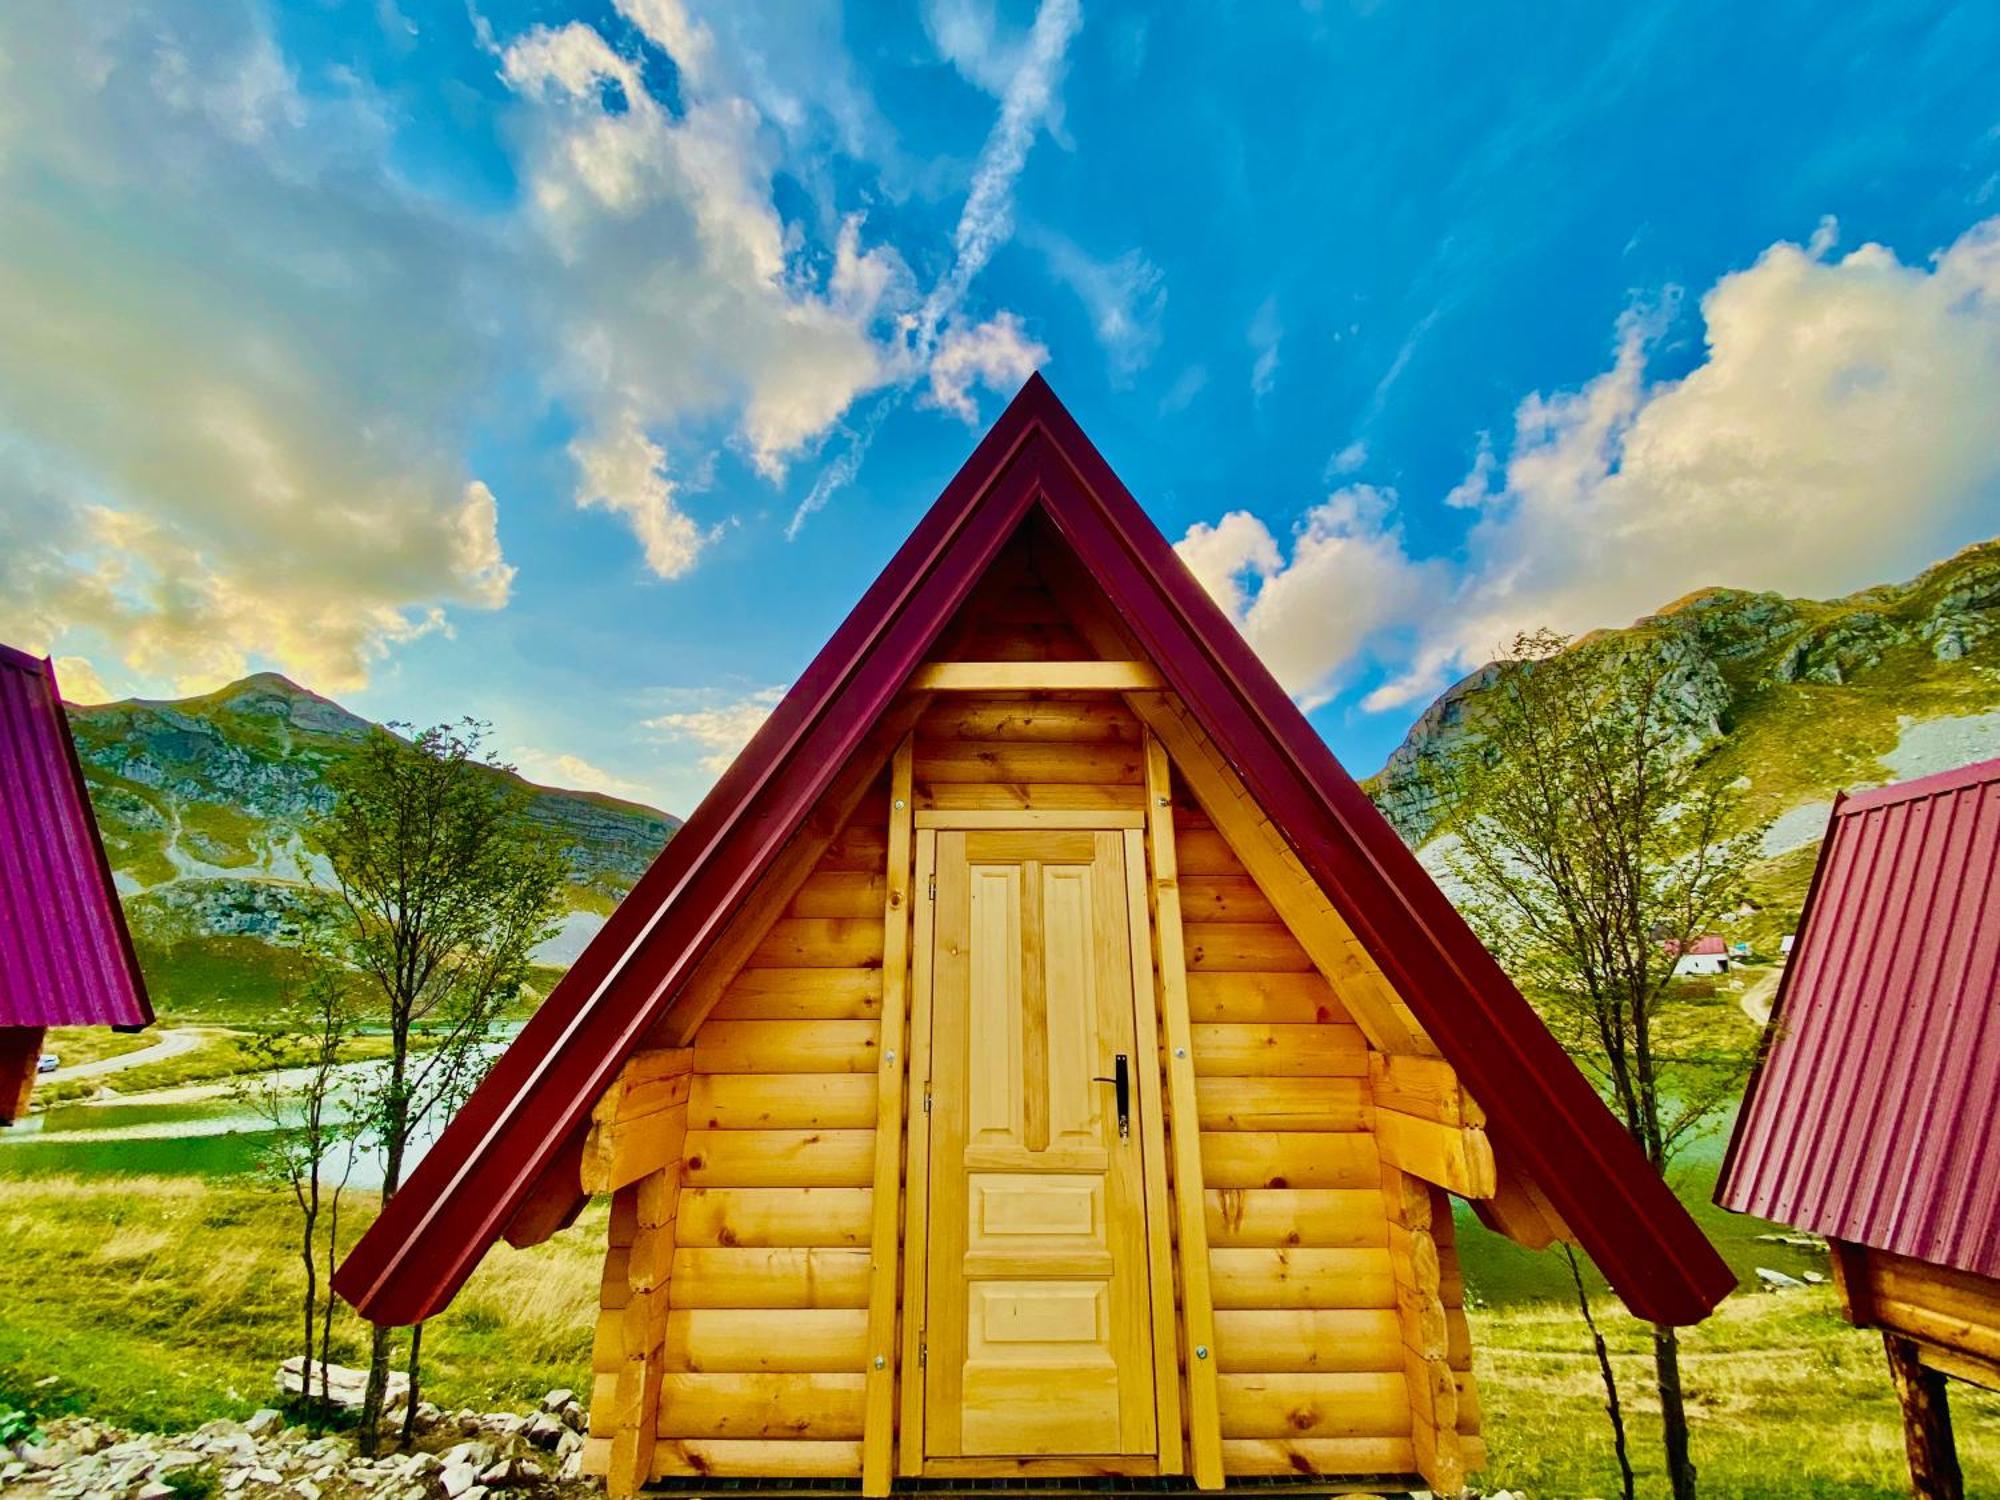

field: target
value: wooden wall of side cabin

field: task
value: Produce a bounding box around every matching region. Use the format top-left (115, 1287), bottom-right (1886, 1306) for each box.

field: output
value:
top-left (1834, 1242), bottom-right (2000, 1389)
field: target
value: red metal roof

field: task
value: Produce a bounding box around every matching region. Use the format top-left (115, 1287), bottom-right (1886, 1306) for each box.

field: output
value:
top-left (1685, 935), bottom-right (1728, 957)
top-left (1718, 758), bottom-right (2000, 1276)
top-left (0, 646), bottom-right (153, 1030)
top-left (336, 376), bottom-right (1733, 1328)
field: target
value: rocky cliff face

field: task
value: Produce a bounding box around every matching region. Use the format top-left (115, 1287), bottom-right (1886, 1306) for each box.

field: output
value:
top-left (1365, 540), bottom-right (2000, 893)
top-left (68, 675), bottom-right (679, 963)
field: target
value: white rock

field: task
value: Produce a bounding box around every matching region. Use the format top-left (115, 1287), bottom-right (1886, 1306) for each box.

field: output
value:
top-left (555, 1427), bottom-right (582, 1459)
top-left (540, 1388), bottom-right (575, 1413)
top-left (135, 1485), bottom-right (176, 1500)
top-left (224, 1471), bottom-right (251, 1492)
top-left (293, 1479), bottom-right (322, 1500)
top-left (440, 1459), bottom-right (479, 1497)
top-left (1755, 1265), bottom-right (1804, 1289)
top-left (251, 1467), bottom-right (283, 1484)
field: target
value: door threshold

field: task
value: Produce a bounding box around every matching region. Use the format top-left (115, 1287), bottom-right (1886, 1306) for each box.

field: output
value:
top-left (642, 1477), bottom-right (1427, 1498)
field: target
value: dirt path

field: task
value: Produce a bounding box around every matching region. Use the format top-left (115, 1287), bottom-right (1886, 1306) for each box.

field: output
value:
top-left (1739, 967), bottom-right (1783, 1027)
top-left (41, 1027), bottom-right (207, 1082)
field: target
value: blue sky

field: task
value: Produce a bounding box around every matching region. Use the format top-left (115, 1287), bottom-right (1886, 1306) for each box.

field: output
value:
top-left (4, 2), bottom-right (2000, 813)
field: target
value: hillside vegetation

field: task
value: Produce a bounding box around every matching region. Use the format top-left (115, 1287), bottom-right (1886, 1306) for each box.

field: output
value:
top-left (1366, 538), bottom-right (2000, 935)
top-left (67, 675), bottom-right (679, 1017)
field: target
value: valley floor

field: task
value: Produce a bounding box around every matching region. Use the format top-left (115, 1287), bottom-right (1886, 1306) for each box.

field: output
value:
top-left (0, 1174), bottom-right (1995, 1498)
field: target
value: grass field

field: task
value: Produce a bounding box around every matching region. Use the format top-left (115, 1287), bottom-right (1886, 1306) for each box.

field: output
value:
top-left (1, 1174), bottom-right (1995, 1496)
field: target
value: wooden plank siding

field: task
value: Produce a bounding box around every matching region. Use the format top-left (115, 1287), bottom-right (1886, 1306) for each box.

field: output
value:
top-left (642, 788), bottom-right (893, 1481)
top-left (1177, 791), bottom-right (1482, 1484)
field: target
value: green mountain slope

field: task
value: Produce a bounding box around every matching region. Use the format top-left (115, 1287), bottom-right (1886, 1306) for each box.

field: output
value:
top-left (1364, 538), bottom-right (2000, 933)
top-left (67, 674), bottom-right (680, 1016)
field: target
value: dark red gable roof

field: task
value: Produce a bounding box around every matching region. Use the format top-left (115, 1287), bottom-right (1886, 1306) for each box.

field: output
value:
top-left (0, 646), bottom-right (153, 1030)
top-left (1718, 758), bottom-right (2000, 1277)
top-left (336, 376), bottom-right (1732, 1328)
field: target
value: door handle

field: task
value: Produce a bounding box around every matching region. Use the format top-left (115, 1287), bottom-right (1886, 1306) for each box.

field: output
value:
top-left (1092, 1053), bottom-right (1131, 1140)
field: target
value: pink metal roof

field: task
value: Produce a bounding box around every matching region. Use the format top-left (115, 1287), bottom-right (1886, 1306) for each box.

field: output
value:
top-left (0, 646), bottom-right (152, 1030)
top-left (1688, 935), bottom-right (1728, 956)
top-left (1717, 757), bottom-right (2000, 1276)
top-left (337, 376), bottom-right (1732, 1329)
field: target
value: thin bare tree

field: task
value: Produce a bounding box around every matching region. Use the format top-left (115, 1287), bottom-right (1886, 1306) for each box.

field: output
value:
top-left (1428, 626), bottom-right (1761, 1500)
top-left (316, 719), bottom-right (566, 1452)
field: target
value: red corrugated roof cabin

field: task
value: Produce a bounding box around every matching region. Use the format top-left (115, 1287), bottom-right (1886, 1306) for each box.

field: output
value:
top-left (0, 645), bottom-right (153, 1120)
top-left (1718, 756), bottom-right (2000, 1499)
top-left (338, 377), bottom-right (1731, 1498)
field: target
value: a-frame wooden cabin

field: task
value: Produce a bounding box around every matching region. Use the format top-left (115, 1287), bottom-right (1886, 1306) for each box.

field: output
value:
top-left (337, 377), bottom-right (1731, 1497)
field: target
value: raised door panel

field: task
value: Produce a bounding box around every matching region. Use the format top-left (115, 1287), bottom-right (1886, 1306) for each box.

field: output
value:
top-left (925, 829), bottom-right (1158, 1461)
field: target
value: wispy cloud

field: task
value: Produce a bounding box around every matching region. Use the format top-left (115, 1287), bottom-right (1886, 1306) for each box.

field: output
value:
top-left (1249, 296), bottom-right (1282, 402)
top-left (1029, 228), bottom-right (1166, 383)
top-left (646, 684), bottom-right (788, 774)
top-left (787, 0), bottom-right (1079, 536)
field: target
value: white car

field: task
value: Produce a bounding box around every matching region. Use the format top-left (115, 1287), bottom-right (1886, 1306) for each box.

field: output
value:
top-left (36, 1053), bottom-right (59, 1074)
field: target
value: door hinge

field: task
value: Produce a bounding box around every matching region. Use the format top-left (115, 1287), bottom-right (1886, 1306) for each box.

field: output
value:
top-left (927, 875), bottom-right (936, 900)
top-left (922, 1085), bottom-right (932, 1114)
top-left (918, 1341), bottom-right (927, 1368)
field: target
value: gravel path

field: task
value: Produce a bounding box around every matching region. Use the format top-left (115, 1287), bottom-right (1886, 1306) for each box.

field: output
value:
top-left (40, 1027), bottom-right (206, 1082)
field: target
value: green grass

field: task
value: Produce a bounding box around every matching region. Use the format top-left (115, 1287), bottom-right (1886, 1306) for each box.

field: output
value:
top-left (0, 1176), bottom-right (596, 1432)
top-left (132, 936), bottom-right (313, 1021)
top-left (3, 1173), bottom-right (1996, 1495)
top-left (1470, 1291), bottom-right (2000, 1497)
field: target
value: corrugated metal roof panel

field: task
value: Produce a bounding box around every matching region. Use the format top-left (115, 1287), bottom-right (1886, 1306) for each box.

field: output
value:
top-left (0, 644), bottom-right (152, 1029)
top-left (1717, 757), bottom-right (2000, 1276)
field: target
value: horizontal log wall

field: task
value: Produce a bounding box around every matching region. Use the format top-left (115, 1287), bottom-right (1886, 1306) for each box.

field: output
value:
top-left (1180, 801), bottom-right (1415, 1478)
top-left (649, 802), bottom-right (891, 1479)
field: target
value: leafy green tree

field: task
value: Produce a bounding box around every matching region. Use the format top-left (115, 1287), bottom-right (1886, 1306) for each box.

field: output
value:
top-left (316, 720), bottom-right (567, 1452)
top-left (1429, 627), bottom-right (1762, 1500)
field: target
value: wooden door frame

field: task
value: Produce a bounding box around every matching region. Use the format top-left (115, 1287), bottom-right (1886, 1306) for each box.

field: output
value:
top-left (898, 812), bottom-right (1183, 1479)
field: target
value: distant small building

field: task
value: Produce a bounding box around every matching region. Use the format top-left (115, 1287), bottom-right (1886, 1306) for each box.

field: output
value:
top-left (1668, 934), bottom-right (1731, 976)
top-left (1719, 757), bottom-right (2000, 1500)
top-left (0, 646), bottom-right (152, 1120)
top-left (1780, 932), bottom-right (1796, 955)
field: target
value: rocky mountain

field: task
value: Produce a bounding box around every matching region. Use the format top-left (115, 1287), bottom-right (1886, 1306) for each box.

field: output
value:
top-left (1365, 538), bottom-right (2000, 924)
top-left (67, 674), bottom-right (679, 1012)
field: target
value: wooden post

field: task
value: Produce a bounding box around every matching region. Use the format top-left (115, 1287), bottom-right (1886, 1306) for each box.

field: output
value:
top-left (861, 737), bottom-right (915, 1496)
top-left (1141, 735), bottom-right (1224, 1489)
top-left (1384, 1166), bottom-right (1466, 1497)
top-left (1884, 1334), bottom-right (1963, 1500)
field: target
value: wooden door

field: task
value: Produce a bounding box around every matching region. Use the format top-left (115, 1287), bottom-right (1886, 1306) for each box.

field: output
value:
top-left (922, 828), bottom-right (1159, 1459)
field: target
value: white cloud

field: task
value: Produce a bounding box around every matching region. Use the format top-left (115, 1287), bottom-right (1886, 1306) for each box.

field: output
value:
top-left (1327, 440), bottom-right (1368, 477)
top-left (1178, 489), bottom-right (1445, 710)
top-left (1186, 215), bottom-right (2000, 720)
top-left (646, 685), bottom-right (787, 773)
top-left (0, 4), bottom-right (513, 694)
top-left (572, 416), bottom-right (718, 581)
top-left (1249, 296), bottom-right (1282, 402)
top-left (53, 656), bottom-right (114, 706)
top-left (512, 746), bottom-right (657, 804)
top-left (1030, 230), bottom-right (1166, 381)
top-left (1403, 216), bottom-right (2000, 704)
top-left (925, 313), bottom-right (1049, 423)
